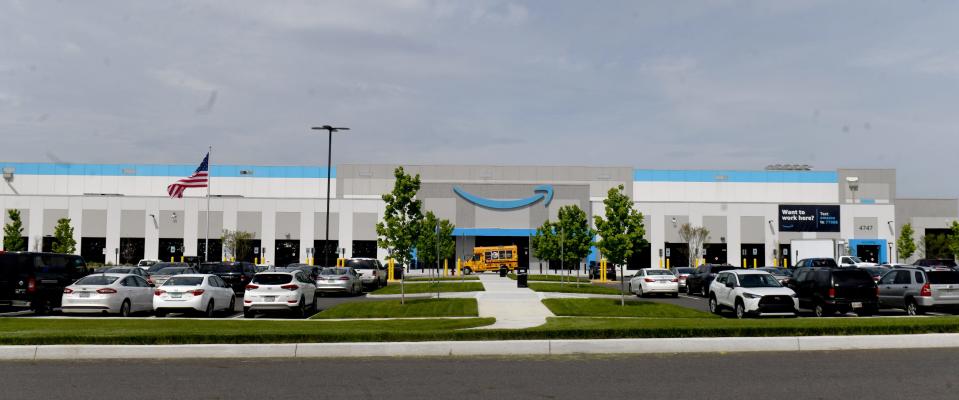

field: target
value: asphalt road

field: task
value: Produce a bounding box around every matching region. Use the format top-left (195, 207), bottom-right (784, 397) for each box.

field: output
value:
top-left (1, 349), bottom-right (956, 399)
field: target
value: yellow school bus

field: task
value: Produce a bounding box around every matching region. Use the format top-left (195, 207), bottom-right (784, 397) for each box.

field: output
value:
top-left (462, 245), bottom-right (518, 274)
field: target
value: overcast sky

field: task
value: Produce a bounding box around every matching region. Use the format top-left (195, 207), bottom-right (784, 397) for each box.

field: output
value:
top-left (2, 1), bottom-right (958, 197)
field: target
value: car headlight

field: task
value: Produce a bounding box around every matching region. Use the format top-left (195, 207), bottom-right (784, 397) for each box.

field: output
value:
top-left (743, 293), bottom-right (761, 299)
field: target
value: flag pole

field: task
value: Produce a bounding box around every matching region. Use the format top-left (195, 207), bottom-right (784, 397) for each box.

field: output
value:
top-left (205, 146), bottom-right (211, 263)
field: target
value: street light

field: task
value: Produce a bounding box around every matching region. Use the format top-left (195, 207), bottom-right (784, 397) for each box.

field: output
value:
top-left (311, 125), bottom-right (350, 270)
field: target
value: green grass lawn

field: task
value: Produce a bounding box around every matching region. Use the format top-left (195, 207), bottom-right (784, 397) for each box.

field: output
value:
top-left (404, 276), bottom-right (480, 282)
top-left (526, 282), bottom-right (622, 295)
top-left (542, 298), bottom-right (715, 319)
top-left (0, 318), bottom-right (495, 345)
top-left (370, 281), bottom-right (485, 295)
top-left (312, 298), bottom-right (478, 319)
top-left (508, 274), bottom-right (591, 283)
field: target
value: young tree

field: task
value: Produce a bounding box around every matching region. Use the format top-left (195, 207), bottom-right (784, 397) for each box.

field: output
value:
top-left (376, 166), bottom-right (424, 269)
top-left (555, 205), bottom-right (594, 284)
top-left (594, 185), bottom-right (647, 305)
top-left (3, 209), bottom-right (26, 251)
top-left (415, 211), bottom-right (456, 269)
top-left (531, 219), bottom-right (559, 270)
top-left (897, 223), bottom-right (917, 262)
top-left (221, 229), bottom-right (254, 261)
top-left (52, 218), bottom-right (76, 254)
top-left (949, 221), bottom-right (959, 260)
top-left (678, 224), bottom-right (710, 267)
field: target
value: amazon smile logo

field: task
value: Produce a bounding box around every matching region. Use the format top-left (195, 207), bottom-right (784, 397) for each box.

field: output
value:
top-left (453, 185), bottom-right (554, 209)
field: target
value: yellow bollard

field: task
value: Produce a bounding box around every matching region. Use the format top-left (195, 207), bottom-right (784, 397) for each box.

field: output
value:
top-left (666, 259), bottom-right (670, 269)
top-left (170, 256), bottom-right (174, 262)
top-left (388, 258), bottom-right (395, 282)
top-left (456, 258), bottom-right (461, 277)
top-left (659, 258), bottom-right (662, 268)
top-left (444, 259), bottom-right (449, 277)
top-left (783, 258), bottom-right (787, 268)
top-left (743, 258), bottom-right (747, 268)
top-left (180, 255), bottom-right (184, 263)
top-left (753, 259), bottom-right (757, 269)
top-left (254, 257), bottom-right (258, 264)
top-left (773, 258), bottom-right (778, 267)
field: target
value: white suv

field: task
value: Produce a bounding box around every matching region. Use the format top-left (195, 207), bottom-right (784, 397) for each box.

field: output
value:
top-left (346, 258), bottom-right (387, 289)
top-left (708, 270), bottom-right (798, 319)
top-left (243, 271), bottom-right (317, 318)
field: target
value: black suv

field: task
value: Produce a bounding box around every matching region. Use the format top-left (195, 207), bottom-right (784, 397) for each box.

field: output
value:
top-left (685, 264), bottom-right (737, 296)
top-left (913, 259), bottom-right (958, 268)
top-left (788, 267), bottom-right (878, 317)
top-left (0, 252), bottom-right (89, 313)
top-left (793, 258), bottom-right (839, 268)
top-left (199, 261), bottom-right (256, 293)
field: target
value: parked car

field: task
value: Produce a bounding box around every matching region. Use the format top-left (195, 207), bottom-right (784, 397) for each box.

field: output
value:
top-left (199, 261), bottom-right (257, 293)
top-left (146, 262), bottom-right (189, 276)
top-left (0, 252), bottom-right (89, 313)
top-left (243, 271), bottom-right (317, 318)
top-left (274, 263), bottom-right (320, 280)
top-left (136, 259), bottom-right (160, 270)
top-left (149, 266), bottom-right (199, 287)
top-left (315, 267), bottom-right (363, 295)
top-left (628, 268), bottom-right (679, 297)
top-left (153, 274), bottom-right (236, 317)
top-left (708, 270), bottom-right (798, 318)
top-left (839, 256), bottom-right (877, 268)
top-left (788, 267), bottom-right (878, 317)
top-left (913, 259), bottom-right (959, 268)
top-left (62, 273), bottom-right (153, 316)
top-left (793, 258), bottom-right (840, 268)
top-left (96, 266), bottom-right (151, 281)
top-left (669, 267), bottom-right (696, 292)
top-left (877, 266), bottom-right (959, 315)
top-left (346, 258), bottom-right (388, 289)
top-left (685, 264), bottom-right (737, 296)
top-left (859, 266), bottom-right (891, 282)
top-left (757, 267), bottom-right (793, 285)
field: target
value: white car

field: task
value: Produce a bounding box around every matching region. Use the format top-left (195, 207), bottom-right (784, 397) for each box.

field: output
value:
top-left (153, 274), bottom-right (236, 317)
top-left (839, 256), bottom-right (877, 268)
top-left (346, 258), bottom-right (388, 289)
top-left (243, 271), bottom-right (317, 318)
top-left (708, 270), bottom-right (798, 319)
top-left (628, 268), bottom-right (679, 297)
top-left (137, 259), bottom-right (160, 270)
top-left (62, 273), bottom-right (154, 316)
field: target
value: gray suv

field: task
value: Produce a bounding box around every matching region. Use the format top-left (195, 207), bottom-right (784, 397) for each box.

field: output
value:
top-left (877, 266), bottom-right (959, 315)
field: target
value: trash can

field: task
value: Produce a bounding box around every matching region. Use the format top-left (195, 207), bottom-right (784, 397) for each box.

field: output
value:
top-left (499, 267), bottom-right (508, 277)
top-left (517, 270), bottom-right (528, 288)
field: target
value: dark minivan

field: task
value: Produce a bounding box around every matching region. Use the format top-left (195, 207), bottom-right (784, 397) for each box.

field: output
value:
top-left (789, 267), bottom-right (878, 317)
top-left (0, 252), bottom-right (89, 313)
top-left (199, 261), bottom-right (256, 293)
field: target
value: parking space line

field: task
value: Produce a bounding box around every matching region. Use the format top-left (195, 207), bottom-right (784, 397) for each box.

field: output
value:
top-left (680, 295), bottom-right (705, 302)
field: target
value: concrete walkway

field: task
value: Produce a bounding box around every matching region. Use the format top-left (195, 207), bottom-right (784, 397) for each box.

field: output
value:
top-left (472, 274), bottom-right (555, 329)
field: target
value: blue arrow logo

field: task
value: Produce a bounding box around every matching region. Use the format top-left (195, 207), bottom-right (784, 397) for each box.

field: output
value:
top-left (453, 185), bottom-right (554, 209)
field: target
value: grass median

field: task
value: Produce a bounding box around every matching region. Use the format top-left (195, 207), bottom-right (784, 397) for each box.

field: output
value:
top-left (404, 276), bottom-right (479, 282)
top-left (370, 281), bottom-right (485, 295)
top-left (312, 298), bottom-right (478, 319)
top-left (543, 298), bottom-right (715, 319)
top-left (526, 282), bottom-right (622, 295)
top-left (507, 274), bottom-right (591, 283)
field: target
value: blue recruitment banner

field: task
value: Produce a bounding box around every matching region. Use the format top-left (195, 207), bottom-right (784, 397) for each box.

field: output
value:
top-left (778, 205), bottom-right (840, 232)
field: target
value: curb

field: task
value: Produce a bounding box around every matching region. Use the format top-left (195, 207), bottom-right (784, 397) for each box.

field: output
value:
top-left (4, 333), bottom-right (959, 360)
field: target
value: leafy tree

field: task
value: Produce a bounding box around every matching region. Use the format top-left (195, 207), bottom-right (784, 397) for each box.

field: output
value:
top-left (594, 185), bottom-right (647, 267)
top-left (555, 205), bottom-right (594, 268)
top-left (531, 219), bottom-right (559, 265)
top-left (416, 211), bottom-right (455, 267)
top-left (678, 224), bottom-right (709, 267)
top-left (375, 166), bottom-right (424, 269)
top-left (52, 218), bottom-right (76, 254)
top-left (221, 229), bottom-right (254, 261)
top-left (897, 223), bottom-right (916, 261)
top-left (949, 221), bottom-right (959, 260)
top-left (3, 209), bottom-right (26, 251)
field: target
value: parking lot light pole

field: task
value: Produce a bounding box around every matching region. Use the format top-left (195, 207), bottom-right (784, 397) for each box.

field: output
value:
top-left (311, 125), bottom-right (350, 270)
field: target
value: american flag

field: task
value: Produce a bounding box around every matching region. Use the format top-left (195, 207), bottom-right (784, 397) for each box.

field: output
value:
top-left (167, 153), bottom-right (209, 198)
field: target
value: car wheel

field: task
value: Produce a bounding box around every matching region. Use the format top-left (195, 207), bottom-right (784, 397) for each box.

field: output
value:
top-left (671, 292), bottom-right (679, 298)
top-left (32, 299), bottom-right (50, 315)
top-left (296, 296), bottom-right (306, 318)
top-left (204, 300), bottom-right (215, 318)
top-left (708, 296), bottom-right (720, 314)
top-left (120, 300), bottom-right (131, 317)
top-left (155, 309), bottom-right (167, 318)
top-left (463, 267), bottom-right (472, 275)
top-left (227, 296), bottom-right (236, 314)
top-left (814, 303), bottom-right (828, 318)
top-left (310, 296), bottom-right (318, 313)
top-left (700, 285), bottom-right (708, 297)
top-left (906, 299), bottom-right (923, 316)
top-left (243, 308), bottom-right (255, 318)
top-left (637, 286), bottom-right (644, 298)
top-left (734, 300), bottom-right (746, 319)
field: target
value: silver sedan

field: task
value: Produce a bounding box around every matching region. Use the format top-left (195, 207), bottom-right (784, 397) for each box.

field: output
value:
top-left (315, 267), bottom-right (363, 295)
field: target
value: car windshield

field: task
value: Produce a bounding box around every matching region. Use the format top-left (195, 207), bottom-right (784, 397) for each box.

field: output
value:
top-left (927, 271), bottom-right (959, 284)
top-left (208, 264), bottom-right (241, 273)
top-left (155, 267), bottom-right (189, 275)
top-left (833, 270), bottom-right (873, 285)
top-left (674, 268), bottom-right (695, 274)
top-left (646, 270), bottom-right (672, 276)
top-left (738, 274), bottom-right (782, 288)
top-left (846, 256), bottom-right (864, 263)
top-left (320, 268), bottom-right (349, 276)
top-left (762, 269), bottom-right (788, 276)
top-left (137, 260), bottom-right (157, 267)
top-left (104, 268), bottom-right (134, 274)
top-left (75, 275), bottom-right (119, 286)
top-left (163, 276), bottom-right (204, 286)
top-left (252, 274), bottom-right (293, 285)
top-left (811, 259), bottom-right (838, 267)
top-left (346, 260), bottom-right (374, 269)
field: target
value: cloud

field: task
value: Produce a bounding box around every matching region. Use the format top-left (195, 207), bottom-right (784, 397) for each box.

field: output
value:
top-left (147, 68), bottom-right (218, 92)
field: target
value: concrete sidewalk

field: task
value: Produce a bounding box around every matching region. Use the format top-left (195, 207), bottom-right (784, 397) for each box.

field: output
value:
top-left (473, 274), bottom-right (554, 329)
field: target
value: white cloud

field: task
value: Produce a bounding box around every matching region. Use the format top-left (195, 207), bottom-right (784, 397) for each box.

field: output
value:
top-left (147, 68), bottom-right (218, 92)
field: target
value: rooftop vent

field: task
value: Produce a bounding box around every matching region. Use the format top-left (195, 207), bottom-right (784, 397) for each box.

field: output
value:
top-left (764, 164), bottom-right (812, 171)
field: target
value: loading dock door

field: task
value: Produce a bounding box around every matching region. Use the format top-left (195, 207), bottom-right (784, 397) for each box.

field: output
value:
top-left (665, 243), bottom-right (690, 267)
top-left (741, 244), bottom-right (765, 268)
top-left (856, 245), bottom-right (881, 264)
top-left (703, 244), bottom-right (727, 264)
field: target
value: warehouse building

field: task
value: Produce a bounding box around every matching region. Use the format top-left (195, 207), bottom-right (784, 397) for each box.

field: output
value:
top-left (0, 162), bottom-right (955, 269)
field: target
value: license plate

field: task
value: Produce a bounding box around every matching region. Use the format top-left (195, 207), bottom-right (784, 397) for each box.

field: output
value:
top-left (263, 296), bottom-right (276, 302)
top-left (79, 292), bottom-right (90, 298)
top-left (851, 302), bottom-right (863, 309)
top-left (170, 293), bottom-right (182, 299)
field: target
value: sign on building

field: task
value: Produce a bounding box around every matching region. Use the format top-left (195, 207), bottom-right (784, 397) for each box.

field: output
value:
top-left (778, 205), bottom-right (840, 232)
